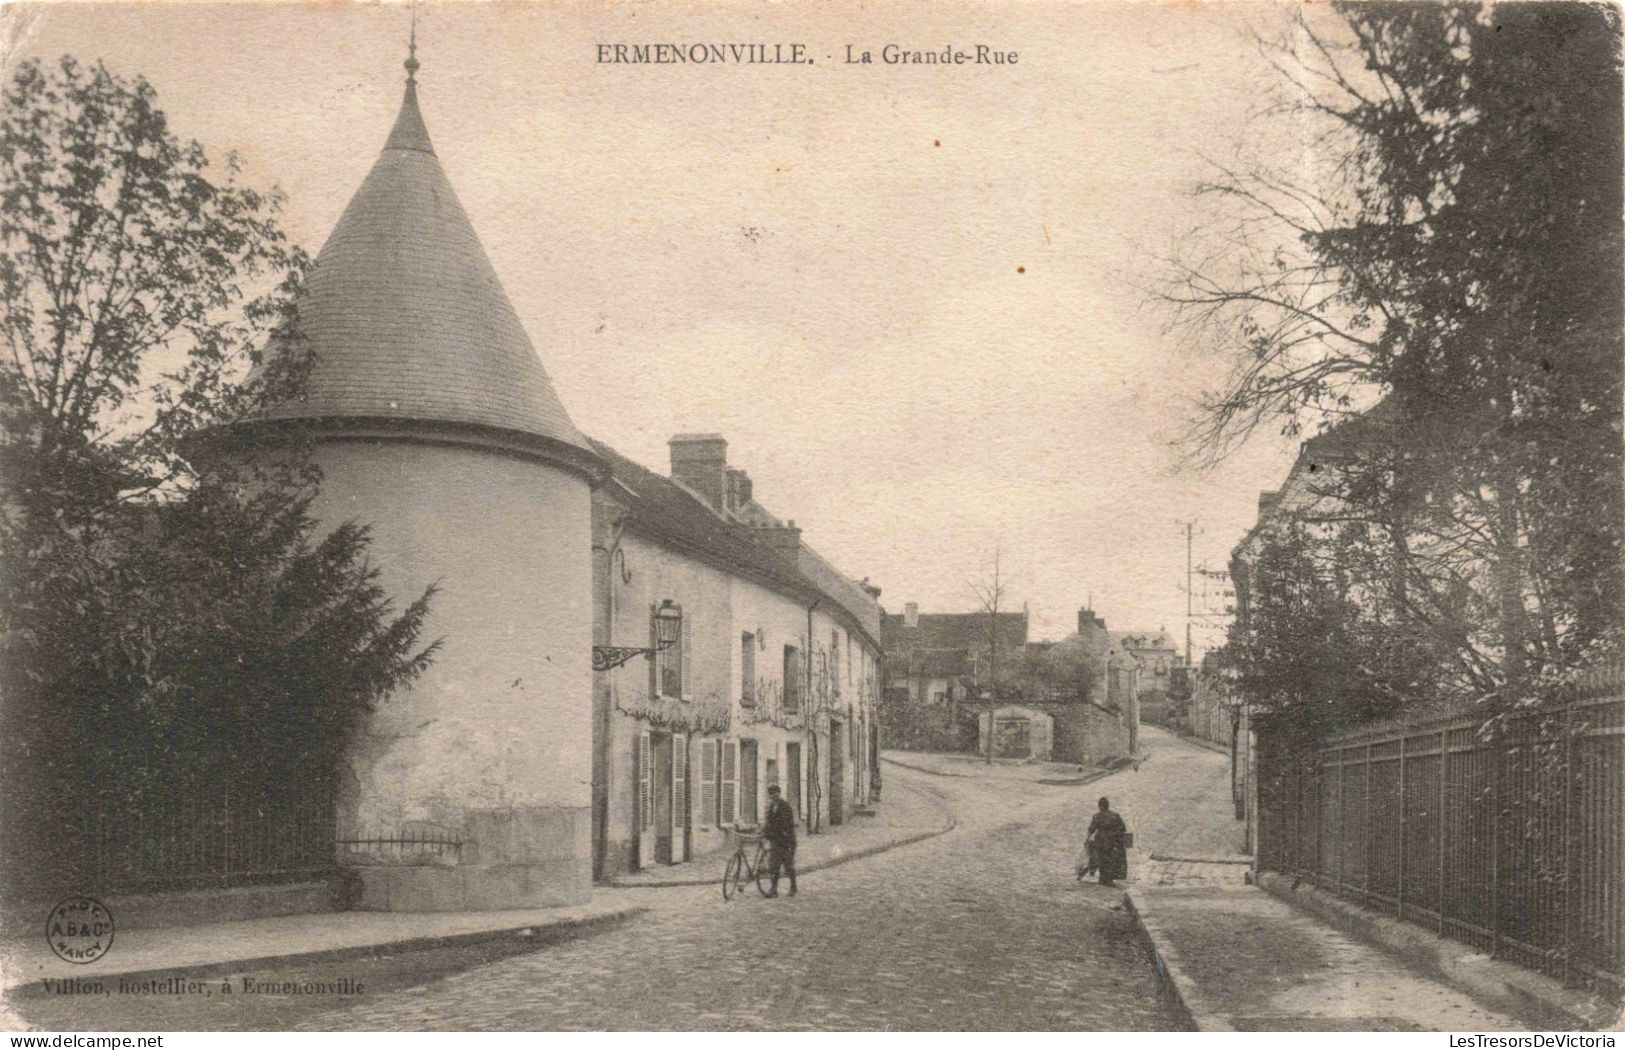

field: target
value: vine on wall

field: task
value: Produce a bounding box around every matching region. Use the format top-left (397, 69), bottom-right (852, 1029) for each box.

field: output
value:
top-left (613, 685), bottom-right (732, 734)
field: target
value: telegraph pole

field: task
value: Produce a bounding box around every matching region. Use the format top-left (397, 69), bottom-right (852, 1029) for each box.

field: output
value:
top-left (987, 549), bottom-right (999, 766)
top-left (1185, 521), bottom-right (1194, 667)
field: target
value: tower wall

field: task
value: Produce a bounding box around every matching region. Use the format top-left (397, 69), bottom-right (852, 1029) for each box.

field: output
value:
top-left (313, 437), bottom-right (593, 910)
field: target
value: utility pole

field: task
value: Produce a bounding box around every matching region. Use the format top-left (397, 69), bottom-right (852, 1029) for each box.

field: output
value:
top-left (1185, 521), bottom-right (1194, 667)
top-left (988, 549), bottom-right (999, 766)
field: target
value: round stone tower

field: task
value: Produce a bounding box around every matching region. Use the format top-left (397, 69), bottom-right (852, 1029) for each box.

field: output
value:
top-left (263, 60), bottom-right (601, 910)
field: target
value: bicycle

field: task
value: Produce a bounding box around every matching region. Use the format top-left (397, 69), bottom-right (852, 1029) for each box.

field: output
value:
top-left (721, 825), bottom-right (775, 900)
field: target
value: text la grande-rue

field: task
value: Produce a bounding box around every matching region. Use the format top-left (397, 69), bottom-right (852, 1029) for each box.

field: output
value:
top-left (846, 44), bottom-right (1018, 65)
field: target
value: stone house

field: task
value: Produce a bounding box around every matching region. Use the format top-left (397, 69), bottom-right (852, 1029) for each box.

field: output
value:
top-left (879, 604), bottom-right (1030, 751)
top-left (881, 604), bottom-right (1031, 703)
top-left (229, 60), bottom-right (882, 911)
top-left (242, 66), bottom-right (603, 911)
top-left (591, 435), bottom-right (882, 879)
top-left (1113, 629), bottom-right (1179, 699)
top-left (977, 705), bottom-right (1054, 760)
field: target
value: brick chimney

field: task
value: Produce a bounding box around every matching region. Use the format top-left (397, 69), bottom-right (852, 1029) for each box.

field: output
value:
top-left (669, 434), bottom-right (728, 509)
top-left (860, 577), bottom-right (882, 601)
top-left (758, 519), bottom-right (802, 562)
top-left (724, 467), bottom-right (754, 513)
top-left (1078, 608), bottom-right (1110, 705)
top-left (904, 602), bottom-right (919, 628)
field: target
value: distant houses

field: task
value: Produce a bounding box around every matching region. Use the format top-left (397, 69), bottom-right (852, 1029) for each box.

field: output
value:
top-left (879, 604), bottom-right (1139, 766)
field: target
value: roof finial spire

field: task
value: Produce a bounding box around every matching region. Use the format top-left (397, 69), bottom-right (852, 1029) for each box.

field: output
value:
top-left (405, 0), bottom-right (420, 83)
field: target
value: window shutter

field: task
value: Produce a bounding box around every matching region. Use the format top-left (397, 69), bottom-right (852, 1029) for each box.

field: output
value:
top-left (647, 603), bottom-right (659, 698)
top-left (639, 730), bottom-right (653, 830)
top-left (699, 739), bottom-right (717, 828)
top-left (673, 732), bottom-right (687, 830)
top-left (680, 614), bottom-right (692, 699)
top-left (720, 739), bottom-right (738, 826)
top-left (741, 634), bottom-right (756, 706)
top-left (783, 646), bottom-right (800, 713)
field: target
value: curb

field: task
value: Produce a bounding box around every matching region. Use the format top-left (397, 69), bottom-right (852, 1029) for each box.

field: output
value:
top-left (1254, 872), bottom-right (1621, 1031)
top-left (1034, 766), bottom-right (1115, 787)
top-left (1122, 888), bottom-right (1227, 1031)
top-left (609, 780), bottom-right (957, 889)
top-left (883, 753), bottom-right (1135, 786)
top-left (879, 754), bottom-right (968, 778)
top-left (4, 905), bottom-right (646, 1000)
top-left (1170, 733), bottom-right (1230, 757)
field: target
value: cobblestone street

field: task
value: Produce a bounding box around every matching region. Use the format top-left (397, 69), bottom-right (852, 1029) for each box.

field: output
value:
top-left (11, 728), bottom-right (1233, 1031)
top-left (288, 728), bottom-right (1217, 1031)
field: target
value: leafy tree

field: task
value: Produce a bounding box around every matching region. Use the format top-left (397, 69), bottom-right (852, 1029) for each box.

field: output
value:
top-left (0, 57), bottom-right (436, 894)
top-left (1232, 524), bottom-right (1437, 754)
top-left (1012, 635), bottom-right (1101, 703)
top-left (1159, 4), bottom-right (1623, 719)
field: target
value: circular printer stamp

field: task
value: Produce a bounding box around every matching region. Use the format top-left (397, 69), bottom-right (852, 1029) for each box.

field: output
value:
top-left (46, 896), bottom-right (114, 964)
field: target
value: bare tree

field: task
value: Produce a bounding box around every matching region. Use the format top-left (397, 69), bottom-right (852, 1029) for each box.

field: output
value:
top-left (1153, 4), bottom-right (1622, 714)
top-left (968, 547), bottom-right (1015, 764)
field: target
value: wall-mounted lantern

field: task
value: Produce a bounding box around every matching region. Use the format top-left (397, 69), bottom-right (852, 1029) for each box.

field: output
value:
top-left (593, 599), bottom-right (682, 671)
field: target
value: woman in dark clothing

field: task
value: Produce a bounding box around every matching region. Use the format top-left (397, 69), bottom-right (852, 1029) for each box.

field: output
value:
top-left (1084, 796), bottom-right (1128, 887)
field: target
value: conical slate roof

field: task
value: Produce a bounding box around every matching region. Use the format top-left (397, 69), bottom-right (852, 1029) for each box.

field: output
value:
top-left (264, 74), bottom-right (588, 453)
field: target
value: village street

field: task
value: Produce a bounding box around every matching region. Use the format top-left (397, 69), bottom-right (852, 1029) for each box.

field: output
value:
top-left (12, 728), bottom-right (1239, 1032)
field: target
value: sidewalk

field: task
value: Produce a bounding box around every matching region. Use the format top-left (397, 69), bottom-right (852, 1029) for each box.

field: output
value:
top-left (1125, 757), bottom-right (1532, 1031)
top-left (1, 897), bottom-right (645, 999)
top-left (609, 773), bottom-right (954, 887)
top-left (1129, 884), bottom-right (1531, 1031)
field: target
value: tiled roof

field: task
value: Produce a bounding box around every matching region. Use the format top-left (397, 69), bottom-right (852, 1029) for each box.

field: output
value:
top-left (592, 441), bottom-right (884, 651)
top-left (881, 611), bottom-right (1029, 662)
top-left (1112, 630), bottom-right (1176, 652)
top-left (796, 542), bottom-right (882, 641)
top-left (260, 79), bottom-right (587, 452)
top-left (914, 649), bottom-right (973, 679)
top-left (588, 439), bottom-right (814, 598)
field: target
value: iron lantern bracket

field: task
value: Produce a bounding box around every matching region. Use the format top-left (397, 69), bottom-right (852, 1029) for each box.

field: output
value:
top-left (593, 639), bottom-right (675, 672)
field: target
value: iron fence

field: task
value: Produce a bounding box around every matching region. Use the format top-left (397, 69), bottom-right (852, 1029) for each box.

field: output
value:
top-left (1258, 664), bottom-right (1624, 992)
top-left (77, 774), bottom-right (336, 896)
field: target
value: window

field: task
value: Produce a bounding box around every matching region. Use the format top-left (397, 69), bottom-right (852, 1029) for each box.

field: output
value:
top-left (783, 645), bottom-right (801, 713)
top-left (933, 691), bottom-right (946, 704)
top-left (741, 633), bottom-right (756, 706)
top-left (846, 632), bottom-right (853, 685)
top-left (830, 631), bottom-right (840, 693)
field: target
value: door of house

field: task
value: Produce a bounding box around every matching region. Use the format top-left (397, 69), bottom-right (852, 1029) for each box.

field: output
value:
top-left (828, 721), bottom-right (844, 826)
top-left (995, 717), bottom-right (1031, 759)
top-left (739, 739), bottom-right (759, 828)
top-left (786, 742), bottom-right (802, 822)
top-left (653, 732), bottom-right (674, 865)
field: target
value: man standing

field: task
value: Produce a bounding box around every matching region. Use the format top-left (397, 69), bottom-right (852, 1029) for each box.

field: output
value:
top-left (763, 784), bottom-right (797, 898)
top-left (1085, 796), bottom-right (1129, 887)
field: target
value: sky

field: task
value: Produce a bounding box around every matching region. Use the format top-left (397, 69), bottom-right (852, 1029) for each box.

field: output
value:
top-left (3, 0), bottom-right (1307, 650)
